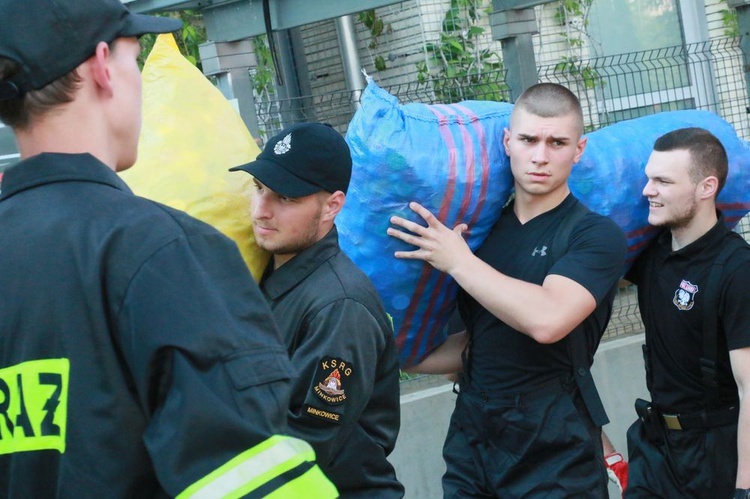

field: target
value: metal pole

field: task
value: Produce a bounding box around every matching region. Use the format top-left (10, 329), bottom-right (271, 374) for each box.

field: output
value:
top-left (273, 29), bottom-right (307, 127)
top-left (335, 15), bottom-right (366, 111)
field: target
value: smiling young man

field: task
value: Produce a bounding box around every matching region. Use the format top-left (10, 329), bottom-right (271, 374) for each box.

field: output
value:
top-left (230, 122), bottom-right (404, 498)
top-left (0, 1), bottom-right (337, 497)
top-left (388, 82), bottom-right (626, 497)
top-left (624, 128), bottom-right (750, 498)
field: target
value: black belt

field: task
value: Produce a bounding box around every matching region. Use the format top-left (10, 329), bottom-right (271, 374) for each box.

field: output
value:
top-left (661, 405), bottom-right (738, 431)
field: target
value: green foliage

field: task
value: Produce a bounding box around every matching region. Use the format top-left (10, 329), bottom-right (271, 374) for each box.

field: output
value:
top-left (138, 10), bottom-right (206, 70)
top-left (252, 35), bottom-right (276, 99)
top-left (721, 9), bottom-right (739, 38)
top-left (554, 0), bottom-right (603, 90)
top-left (554, 0), bottom-right (591, 23)
top-left (416, 0), bottom-right (507, 104)
top-left (358, 9), bottom-right (393, 70)
top-left (555, 56), bottom-right (602, 89)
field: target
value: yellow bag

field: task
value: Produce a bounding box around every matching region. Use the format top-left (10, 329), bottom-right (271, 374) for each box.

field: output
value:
top-left (121, 34), bottom-right (269, 280)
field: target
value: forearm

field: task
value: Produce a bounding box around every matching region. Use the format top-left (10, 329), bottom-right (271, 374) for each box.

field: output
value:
top-left (405, 331), bottom-right (467, 374)
top-left (737, 399), bottom-right (750, 487)
top-left (730, 348), bottom-right (750, 488)
top-left (449, 256), bottom-right (595, 344)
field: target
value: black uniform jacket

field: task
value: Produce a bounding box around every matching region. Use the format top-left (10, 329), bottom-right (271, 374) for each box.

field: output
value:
top-left (261, 227), bottom-right (404, 497)
top-left (0, 153), bottom-right (297, 498)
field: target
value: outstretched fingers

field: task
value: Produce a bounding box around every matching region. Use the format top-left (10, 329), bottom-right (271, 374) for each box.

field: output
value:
top-left (387, 203), bottom-right (434, 258)
top-left (388, 215), bottom-right (426, 239)
top-left (406, 202), bottom-right (440, 227)
top-left (387, 202), bottom-right (471, 273)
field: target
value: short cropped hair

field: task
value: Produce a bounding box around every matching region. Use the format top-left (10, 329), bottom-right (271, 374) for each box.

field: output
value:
top-left (653, 127), bottom-right (728, 197)
top-left (0, 57), bottom-right (83, 130)
top-left (512, 83), bottom-right (584, 137)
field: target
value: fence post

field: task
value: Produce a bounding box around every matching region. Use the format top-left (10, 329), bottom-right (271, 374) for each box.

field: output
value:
top-left (489, 1), bottom-right (560, 102)
top-left (488, 6), bottom-right (538, 102)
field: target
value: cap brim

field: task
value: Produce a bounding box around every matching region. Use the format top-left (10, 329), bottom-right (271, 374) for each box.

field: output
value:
top-left (229, 158), bottom-right (322, 198)
top-left (121, 13), bottom-right (183, 37)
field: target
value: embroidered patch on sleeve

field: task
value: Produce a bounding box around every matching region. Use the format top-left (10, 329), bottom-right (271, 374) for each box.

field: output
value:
top-left (303, 404), bottom-right (343, 424)
top-left (312, 357), bottom-right (353, 406)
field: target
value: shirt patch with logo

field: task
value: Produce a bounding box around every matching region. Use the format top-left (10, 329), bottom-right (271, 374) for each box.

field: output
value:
top-left (673, 279), bottom-right (698, 311)
top-left (313, 356), bottom-right (353, 406)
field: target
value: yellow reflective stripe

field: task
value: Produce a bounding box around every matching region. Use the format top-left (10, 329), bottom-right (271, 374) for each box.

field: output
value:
top-left (263, 463), bottom-right (338, 499)
top-left (178, 435), bottom-right (336, 499)
top-left (0, 358), bottom-right (69, 455)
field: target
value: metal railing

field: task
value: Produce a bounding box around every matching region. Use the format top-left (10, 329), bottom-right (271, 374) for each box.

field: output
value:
top-left (256, 38), bottom-right (748, 138)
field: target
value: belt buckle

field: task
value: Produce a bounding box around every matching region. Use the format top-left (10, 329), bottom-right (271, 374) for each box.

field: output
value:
top-left (663, 413), bottom-right (683, 430)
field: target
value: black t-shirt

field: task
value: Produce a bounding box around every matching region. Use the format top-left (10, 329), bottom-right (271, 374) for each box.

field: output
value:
top-left (460, 194), bottom-right (626, 391)
top-left (626, 218), bottom-right (750, 413)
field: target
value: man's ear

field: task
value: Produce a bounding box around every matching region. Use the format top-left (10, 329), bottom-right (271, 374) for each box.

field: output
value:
top-left (699, 175), bottom-right (719, 200)
top-left (574, 136), bottom-right (587, 163)
top-left (90, 41), bottom-right (114, 97)
top-left (322, 191), bottom-right (345, 222)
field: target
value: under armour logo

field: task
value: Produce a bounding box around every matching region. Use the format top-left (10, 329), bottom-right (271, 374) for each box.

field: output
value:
top-left (532, 246), bottom-right (548, 257)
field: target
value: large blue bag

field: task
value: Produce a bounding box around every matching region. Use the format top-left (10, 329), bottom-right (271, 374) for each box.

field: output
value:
top-left (573, 110), bottom-right (750, 266)
top-left (340, 79), bottom-right (750, 367)
top-left (340, 79), bottom-right (514, 366)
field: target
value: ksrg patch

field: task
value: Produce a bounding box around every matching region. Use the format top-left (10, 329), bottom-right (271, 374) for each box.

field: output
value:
top-left (313, 357), bottom-right (353, 406)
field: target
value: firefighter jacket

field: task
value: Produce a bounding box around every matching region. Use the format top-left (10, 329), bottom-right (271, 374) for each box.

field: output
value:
top-left (260, 227), bottom-right (404, 498)
top-left (0, 153), bottom-right (337, 498)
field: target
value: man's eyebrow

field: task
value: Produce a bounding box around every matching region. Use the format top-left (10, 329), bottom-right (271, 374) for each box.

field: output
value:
top-left (547, 135), bottom-right (572, 143)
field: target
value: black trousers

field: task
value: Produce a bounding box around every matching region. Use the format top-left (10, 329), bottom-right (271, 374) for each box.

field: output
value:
top-left (442, 381), bottom-right (607, 498)
top-left (625, 418), bottom-right (737, 498)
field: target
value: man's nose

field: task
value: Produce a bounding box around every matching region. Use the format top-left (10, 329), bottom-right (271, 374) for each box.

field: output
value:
top-left (531, 143), bottom-right (549, 164)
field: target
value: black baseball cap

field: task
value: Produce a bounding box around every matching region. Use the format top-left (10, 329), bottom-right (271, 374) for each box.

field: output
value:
top-left (0, 0), bottom-right (182, 101)
top-left (230, 123), bottom-right (352, 198)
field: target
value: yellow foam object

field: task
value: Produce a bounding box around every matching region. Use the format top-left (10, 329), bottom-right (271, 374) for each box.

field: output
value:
top-left (121, 34), bottom-right (269, 280)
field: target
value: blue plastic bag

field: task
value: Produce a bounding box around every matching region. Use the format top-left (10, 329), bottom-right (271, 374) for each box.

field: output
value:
top-left (573, 110), bottom-right (750, 267)
top-left (340, 79), bottom-right (750, 367)
top-left (340, 79), bottom-right (514, 366)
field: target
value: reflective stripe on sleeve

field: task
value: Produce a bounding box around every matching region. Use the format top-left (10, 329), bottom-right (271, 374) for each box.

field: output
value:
top-left (262, 463), bottom-right (339, 499)
top-left (177, 435), bottom-right (338, 499)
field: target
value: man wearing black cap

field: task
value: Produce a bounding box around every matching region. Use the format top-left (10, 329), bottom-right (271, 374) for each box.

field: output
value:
top-left (230, 122), bottom-right (404, 498)
top-left (0, 1), bottom-right (336, 497)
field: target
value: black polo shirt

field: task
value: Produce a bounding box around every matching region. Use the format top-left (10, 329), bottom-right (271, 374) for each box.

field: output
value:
top-left (626, 217), bottom-right (750, 413)
top-left (460, 194), bottom-right (627, 391)
top-left (0, 153), bottom-right (297, 497)
top-left (260, 226), bottom-right (404, 497)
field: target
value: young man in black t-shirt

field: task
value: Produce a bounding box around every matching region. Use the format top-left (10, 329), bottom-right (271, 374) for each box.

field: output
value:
top-left (624, 128), bottom-right (750, 498)
top-left (388, 83), bottom-right (626, 497)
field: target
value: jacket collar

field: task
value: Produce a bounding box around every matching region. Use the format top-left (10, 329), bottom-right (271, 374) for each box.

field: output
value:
top-left (261, 226), bottom-right (340, 299)
top-left (0, 152), bottom-right (131, 201)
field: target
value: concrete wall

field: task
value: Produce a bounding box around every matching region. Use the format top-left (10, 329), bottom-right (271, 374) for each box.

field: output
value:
top-left (389, 333), bottom-right (648, 499)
